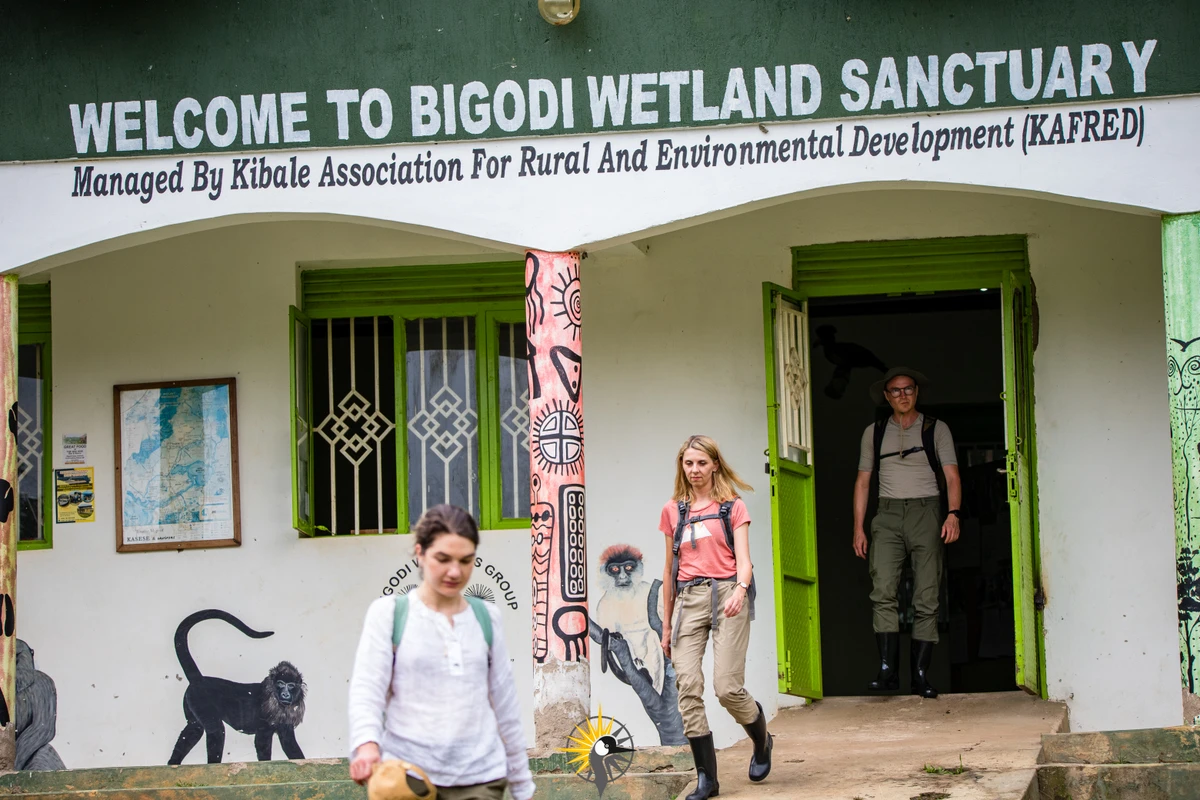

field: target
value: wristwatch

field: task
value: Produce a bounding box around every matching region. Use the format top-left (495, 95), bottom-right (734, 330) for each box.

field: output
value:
top-left (736, 581), bottom-right (751, 591)
top-left (947, 509), bottom-right (964, 519)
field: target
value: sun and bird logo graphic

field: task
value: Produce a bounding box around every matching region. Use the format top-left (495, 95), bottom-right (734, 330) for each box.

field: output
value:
top-left (559, 708), bottom-right (636, 798)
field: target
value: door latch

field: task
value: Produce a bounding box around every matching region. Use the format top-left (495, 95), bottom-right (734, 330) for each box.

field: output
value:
top-left (1033, 588), bottom-right (1046, 612)
top-left (1005, 452), bottom-right (1019, 500)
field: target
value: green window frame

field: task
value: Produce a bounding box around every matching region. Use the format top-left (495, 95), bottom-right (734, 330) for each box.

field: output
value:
top-left (17, 282), bottom-right (52, 550)
top-left (290, 263), bottom-right (531, 536)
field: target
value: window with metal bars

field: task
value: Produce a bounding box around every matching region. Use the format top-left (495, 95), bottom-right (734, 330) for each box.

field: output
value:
top-left (290, 263), bottom-right (531, 535)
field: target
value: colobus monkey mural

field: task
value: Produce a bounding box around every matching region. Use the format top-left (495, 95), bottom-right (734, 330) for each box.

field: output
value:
top-left (589, 544), bottom-right (686, 745)
top-left (168, 610), bottom-right (306, 765)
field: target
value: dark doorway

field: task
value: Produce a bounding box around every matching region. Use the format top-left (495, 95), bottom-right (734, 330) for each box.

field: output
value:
top-left (809, 290), bottom-right (1018, 696)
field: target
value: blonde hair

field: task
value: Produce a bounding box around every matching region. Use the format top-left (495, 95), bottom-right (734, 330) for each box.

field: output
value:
top-left (672, 435), bottom-right (754, 503)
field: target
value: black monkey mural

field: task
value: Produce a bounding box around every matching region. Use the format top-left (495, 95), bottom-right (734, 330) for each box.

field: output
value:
top-left (168, 609), bottom-right (306, 765)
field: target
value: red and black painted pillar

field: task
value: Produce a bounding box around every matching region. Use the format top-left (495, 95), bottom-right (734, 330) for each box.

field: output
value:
top-left (0, 275), bottom-right (18, 768)
top-left (525, 250), bottom-right (589, 748)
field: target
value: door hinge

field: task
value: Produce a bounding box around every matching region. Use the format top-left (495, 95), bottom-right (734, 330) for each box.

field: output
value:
top-left (1033, 587), bottom-right (1046, 612)
top-left (784, 651), bottom-right (793, 686)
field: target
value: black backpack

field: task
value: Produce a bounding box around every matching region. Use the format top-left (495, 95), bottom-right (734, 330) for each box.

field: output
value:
top-left (670, 500), bottom-right (756, 620)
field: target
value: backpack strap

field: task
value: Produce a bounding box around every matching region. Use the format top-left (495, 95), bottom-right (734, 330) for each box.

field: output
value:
top-left (671, 501), bottom-right (690, 590)
top-left (873, 417), bottom-right (888, 473)
top-left (718, 500), bottom-right (756, 622)
top-left (394, 594), bottom-right (493, 659)
top-left (466, 596), bottom-right (494, 650)
top-left (922, 415), bottom-right (949, 511)
top-left (921, 414), bottom-right (942, 477)
top-left (392, 594), bottom-right (410, 648)
top-left (718, 501), bottom-right (736, 551)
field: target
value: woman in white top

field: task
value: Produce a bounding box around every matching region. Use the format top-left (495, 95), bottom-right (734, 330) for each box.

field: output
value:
top-left (348, 504), bottom-right (535, 800)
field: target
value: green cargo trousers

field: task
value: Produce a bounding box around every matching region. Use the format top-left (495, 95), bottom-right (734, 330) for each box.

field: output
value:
top-left (869, 496), bottom-right (943, 643)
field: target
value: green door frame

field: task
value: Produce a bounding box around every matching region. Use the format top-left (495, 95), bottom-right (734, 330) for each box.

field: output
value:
top-left (785, 234), bottom-right (1047, 698)
top-left (763, 283), bottom-right (823, 698)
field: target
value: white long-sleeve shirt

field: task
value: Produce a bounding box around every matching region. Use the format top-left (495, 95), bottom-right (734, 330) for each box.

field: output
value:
top-left (348, 594), bottom-right (535, 800)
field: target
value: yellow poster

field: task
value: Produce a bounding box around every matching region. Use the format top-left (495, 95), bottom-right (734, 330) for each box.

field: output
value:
top-left (55, 467), bottom-right (95, 523)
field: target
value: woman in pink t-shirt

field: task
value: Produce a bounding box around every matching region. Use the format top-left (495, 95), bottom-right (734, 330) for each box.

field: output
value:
top-left (659, 435), bottom-right (773, 800)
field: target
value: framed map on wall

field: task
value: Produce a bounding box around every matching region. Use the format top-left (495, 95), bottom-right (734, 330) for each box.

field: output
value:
top-left (113, 378), bottom-right (241, 553)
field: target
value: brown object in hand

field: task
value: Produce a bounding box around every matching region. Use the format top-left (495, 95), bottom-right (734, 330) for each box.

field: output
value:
top-left (368, 760), bottom-right (438, 800)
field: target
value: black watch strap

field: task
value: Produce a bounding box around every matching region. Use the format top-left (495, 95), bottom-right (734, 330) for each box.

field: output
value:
top-left (947, 509), bottom-right (963, 518)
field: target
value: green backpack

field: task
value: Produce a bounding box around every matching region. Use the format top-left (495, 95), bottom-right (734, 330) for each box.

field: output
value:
top-left (392, 594), bottom-right (494, 653)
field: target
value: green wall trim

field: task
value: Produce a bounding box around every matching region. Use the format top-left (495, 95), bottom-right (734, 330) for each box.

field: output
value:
top-left (17, 283), bottom-right (51, 336)
top-left (792, 235), bottom-right (1028, 296)
top-left (301, 262), bottom-right (525, 315)
top-left (4, 1), bottom-right (1195, 161)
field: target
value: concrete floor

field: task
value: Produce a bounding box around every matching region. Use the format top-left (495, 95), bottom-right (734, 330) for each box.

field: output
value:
top-left (694, 692), bottom-right (1067, 800)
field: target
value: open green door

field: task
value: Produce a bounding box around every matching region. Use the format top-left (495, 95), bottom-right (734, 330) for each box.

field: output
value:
top-left (763, 283), bottom-right (823, 698)
top-left (1001, 273), bottom-right (1042, 694)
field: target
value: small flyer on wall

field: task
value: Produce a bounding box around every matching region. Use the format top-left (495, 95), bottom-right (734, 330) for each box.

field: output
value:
top-left (55, 467), bottom-right (95, 523)
top-left (62, 433), bottom-right (87, 465)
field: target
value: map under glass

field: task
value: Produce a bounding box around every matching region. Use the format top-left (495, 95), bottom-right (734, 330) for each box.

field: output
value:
top-left (120, 384), bottom-right (234, 545)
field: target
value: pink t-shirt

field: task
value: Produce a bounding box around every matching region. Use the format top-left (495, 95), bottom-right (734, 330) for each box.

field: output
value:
top-left (659, 498), bottom-right (751, 582)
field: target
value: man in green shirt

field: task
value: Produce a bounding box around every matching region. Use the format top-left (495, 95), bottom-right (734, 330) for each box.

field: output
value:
top-left (852, 367), bottom-right (962, 698)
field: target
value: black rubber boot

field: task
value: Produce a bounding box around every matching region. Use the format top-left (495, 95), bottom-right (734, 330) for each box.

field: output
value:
top-left (911, 638), bottom-right (939, 698)
top-left (686, 733), bottom-right (720, 799)
top-left (867, 632), bottom-right (900, 692)
top-left (742, 701), bottom-right (773, 782)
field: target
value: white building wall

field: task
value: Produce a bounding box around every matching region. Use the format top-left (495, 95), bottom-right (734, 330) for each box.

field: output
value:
top-left (16, 188), bottom-right (1180, 769)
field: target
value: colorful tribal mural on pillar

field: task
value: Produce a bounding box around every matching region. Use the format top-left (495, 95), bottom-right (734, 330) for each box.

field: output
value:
top-left (526, 250), bottom-right (590, 747)
top-left (1163, 214), bottom-right (1200, 721)
top-left (0, 276), bottom-right (17, 768)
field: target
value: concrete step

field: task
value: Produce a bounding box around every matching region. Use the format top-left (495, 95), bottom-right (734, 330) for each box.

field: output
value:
top-left (1037, 725), bottom-right (1200, 800)
top-left (1039, 725), bottom-right (1200, 765)
top-left (1037, 763), bottom-right (1200, 800)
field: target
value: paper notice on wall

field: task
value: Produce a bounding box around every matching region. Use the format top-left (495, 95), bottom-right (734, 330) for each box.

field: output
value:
top-left (55, 467), bottom-right (95, 523)
top-left (62, 434), bottom-right (87, 465)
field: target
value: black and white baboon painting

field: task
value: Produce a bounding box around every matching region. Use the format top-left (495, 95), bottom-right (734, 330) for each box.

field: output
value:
top-left (589, 544), bottom-right (686, 745)
top-left (167, 609), bottom-right (306, 764)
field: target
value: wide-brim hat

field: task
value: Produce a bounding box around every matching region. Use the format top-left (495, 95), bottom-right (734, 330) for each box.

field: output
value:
top-left (869, 366), bottom-right (929, 406)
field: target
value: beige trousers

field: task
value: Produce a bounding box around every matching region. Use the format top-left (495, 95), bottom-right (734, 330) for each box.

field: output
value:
top-left (671, 579), bottom-right (759, 737)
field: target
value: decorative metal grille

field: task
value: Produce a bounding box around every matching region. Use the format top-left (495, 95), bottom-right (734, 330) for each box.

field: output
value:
top-left (406, 317), bottom-right (479, 525)
top-left (497, 322), bottom-right (531, 519)
top-left (17, 344), bottom-right (44, 541)
top-left (312, 317), bottom-right (398, 534)
top-left (775, 298), bottom-right (811, 462)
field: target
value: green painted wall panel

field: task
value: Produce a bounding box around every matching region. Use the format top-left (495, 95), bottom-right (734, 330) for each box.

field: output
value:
top-left (2, 1), bottom-right (1195, 161)
top-left (1162, 214), bottom-right (1200, 704)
